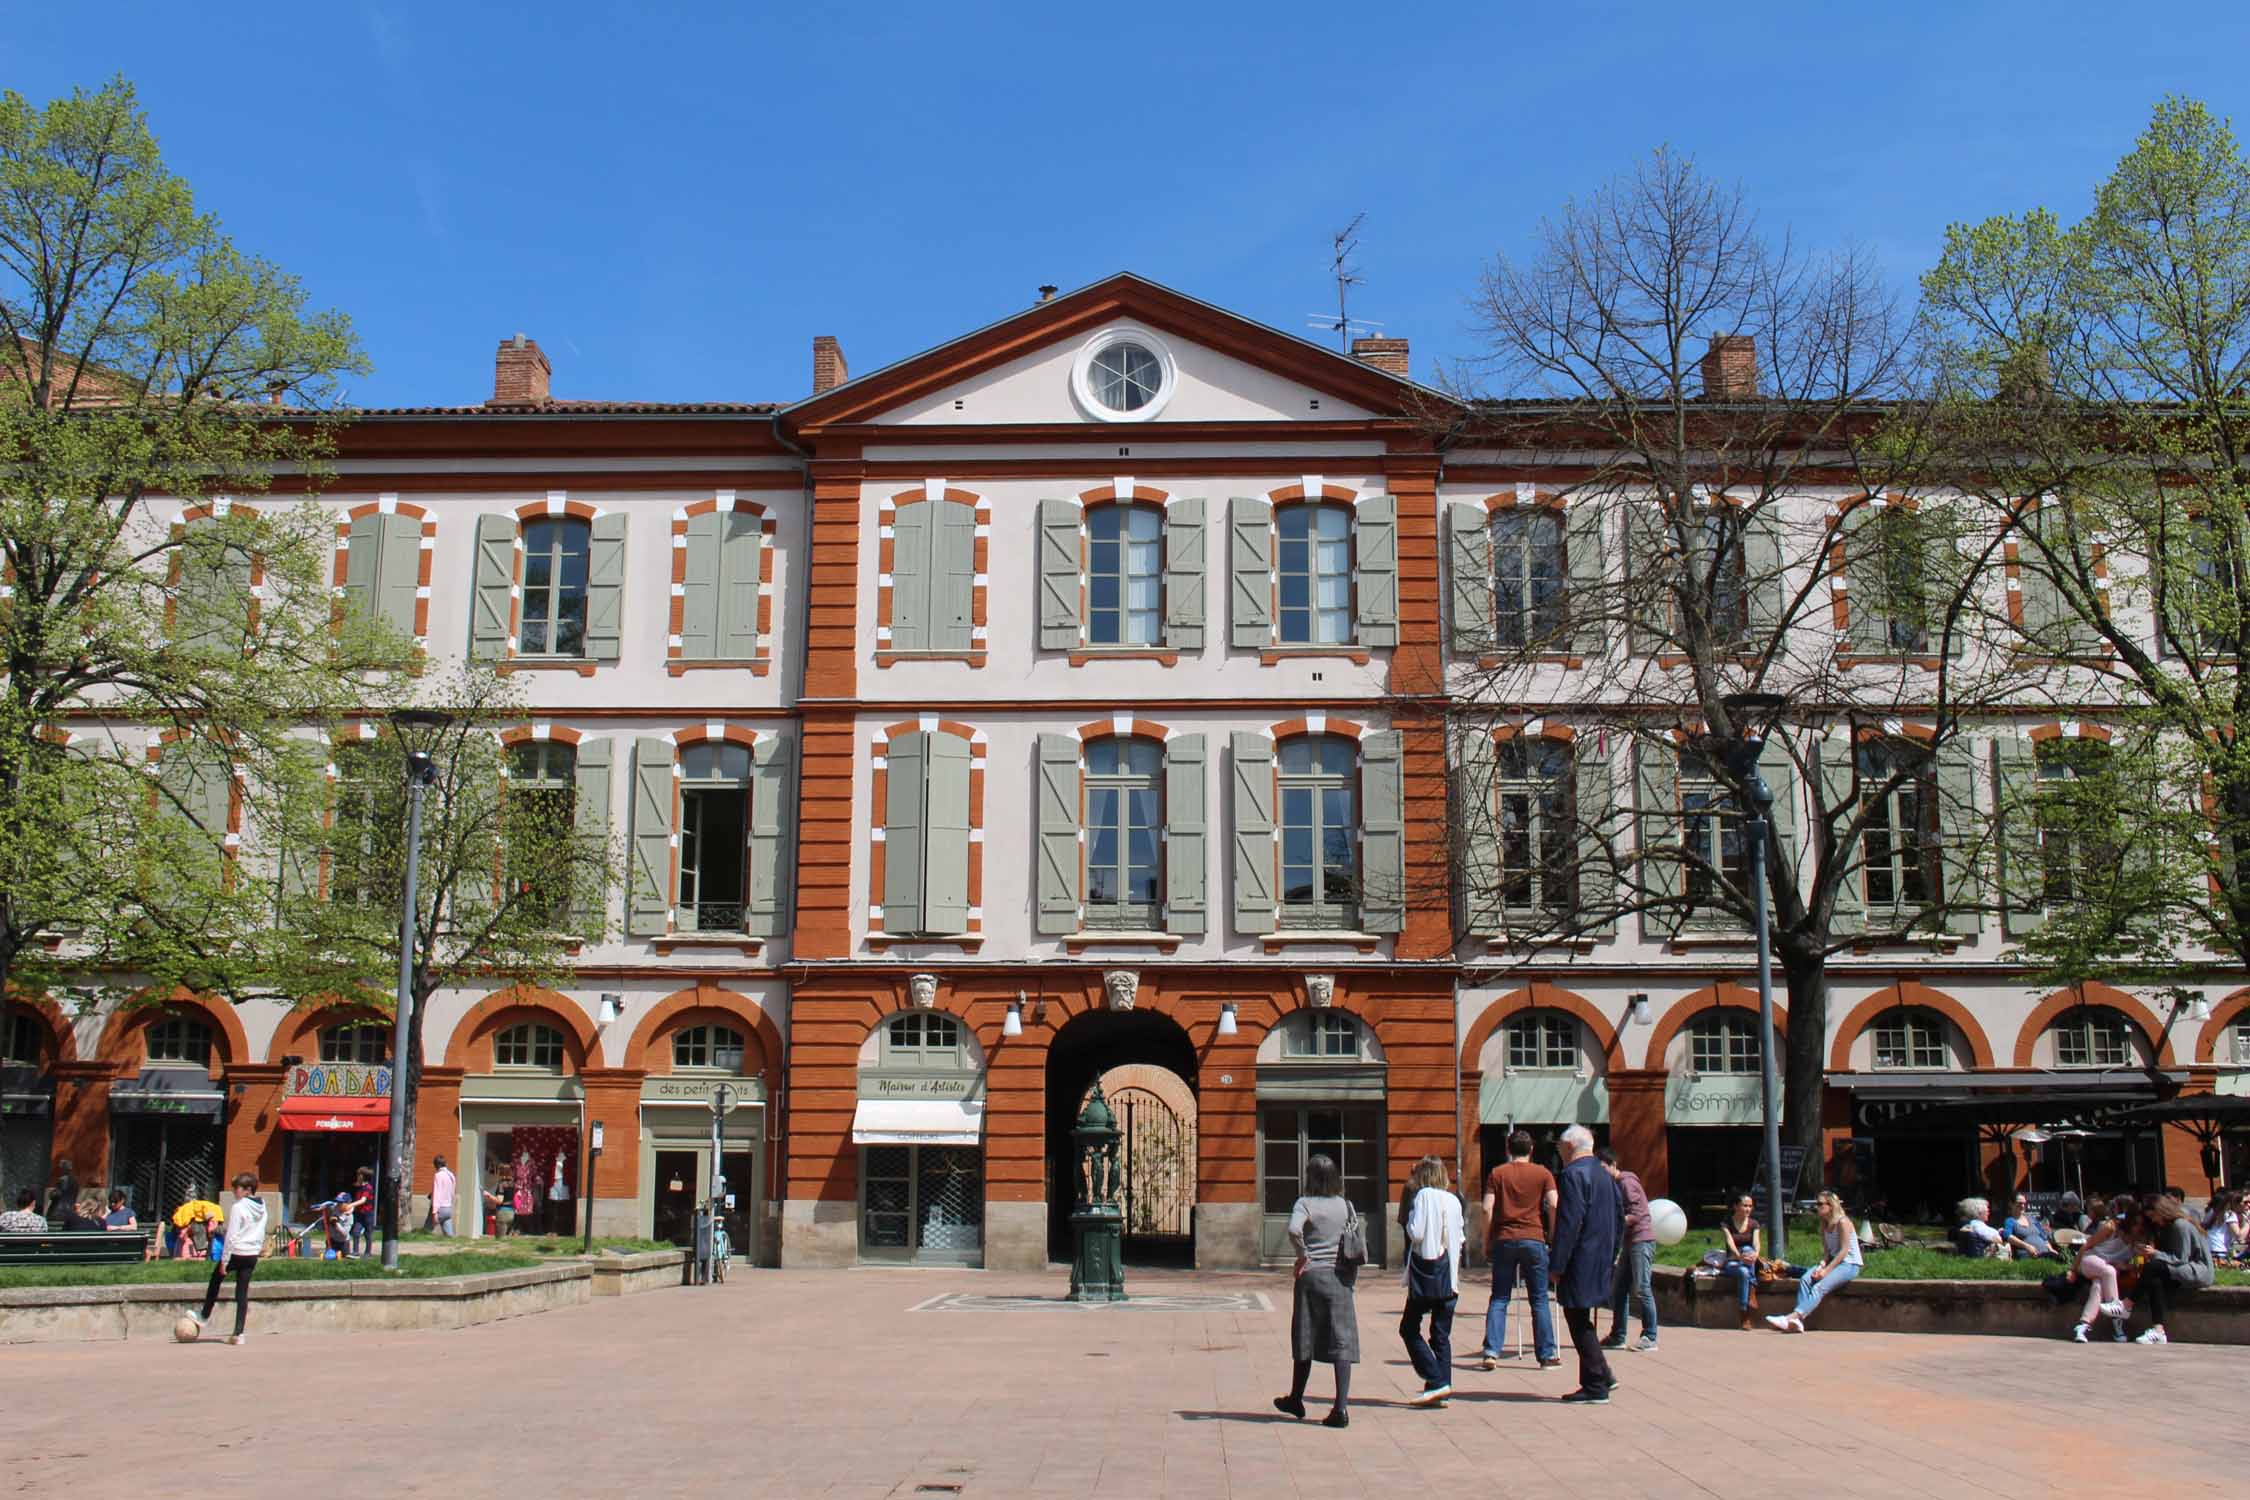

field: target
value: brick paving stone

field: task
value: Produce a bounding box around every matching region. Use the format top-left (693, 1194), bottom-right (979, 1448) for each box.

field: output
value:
top-left (5, 1266), bottom-right (2241, 1497)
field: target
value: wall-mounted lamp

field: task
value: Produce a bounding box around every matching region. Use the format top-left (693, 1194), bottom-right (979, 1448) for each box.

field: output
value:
top-left (2175, 993), bottom-right (2213, 1023)
top-left (597, 993), bottom-right (623, 1027)
top-left (1004, 997), bottom-right (1025, 1038)
top-left (1627, 993), bottom-right (1652, 1028)
top-left (1217, 1001), bottom-right (1239, 1038)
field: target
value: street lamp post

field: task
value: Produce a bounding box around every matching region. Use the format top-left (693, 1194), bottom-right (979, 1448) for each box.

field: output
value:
top-left (382, 710), bottom-right (447, 1273)
top-left (1720, 692), bottom-right (1788, 1261)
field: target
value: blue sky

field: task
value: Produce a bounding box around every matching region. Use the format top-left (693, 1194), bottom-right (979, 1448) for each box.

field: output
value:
top-left (15, 3), bottom-right (2247, 407)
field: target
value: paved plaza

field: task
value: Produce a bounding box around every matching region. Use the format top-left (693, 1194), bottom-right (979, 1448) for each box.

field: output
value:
top-left (8, 1269), bottom-right (2239, 1497)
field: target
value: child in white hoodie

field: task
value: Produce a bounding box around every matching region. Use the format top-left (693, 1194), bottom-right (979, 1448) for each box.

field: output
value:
top-left (195, 1172), bottom-right (269, 1345)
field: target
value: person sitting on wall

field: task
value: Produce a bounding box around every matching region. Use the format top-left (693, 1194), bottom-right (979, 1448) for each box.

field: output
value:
top-left (1955, 1197), bottom-right (2005, 1257)
top-left (2001, 1194), bottom-right (2062, 1260)
top-left (0, 1187), bottom-right (47, 1232)
top-left (102, 1189), bottom-right (137, 1232)
top-left (53, 1192), bottom-right (108, 1231)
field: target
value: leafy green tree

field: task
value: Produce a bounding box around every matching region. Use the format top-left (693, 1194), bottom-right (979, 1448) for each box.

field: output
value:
top-left (0, 78), bottom-right (368, 1037)
top-left (1920, 97), bottom-right (2250, 1015)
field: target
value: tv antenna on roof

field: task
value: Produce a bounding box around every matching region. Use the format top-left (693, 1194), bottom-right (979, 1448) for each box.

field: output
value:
top-left (1306, 213), bottom-right (1379, 351)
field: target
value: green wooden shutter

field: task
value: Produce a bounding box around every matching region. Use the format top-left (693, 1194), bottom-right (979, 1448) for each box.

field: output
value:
top-left (1818, 734), bottom-right (1865, 936)
top-left (745, 734), bottom-right (792, 936)
top-left (890, 502), bottom-right (932, 653)
top-left (341, 513), bottom-right (383, 631)
top-left (1355, 496), bottom-right (1399, 648)
top-left (585, 513), bottom-right (627, 659)
top-left (1360, 730), bottom-right (1405, 932)
top-left (1035, 734), bottom-right (1081, 934)
top-left (719, 511), bottom-right (762, 660)
top-left (1229, 732), bottom-right (1276, 933)
top-left (679, 512), bottom-right (723, 660)
top-left (1760, 731), bottom-right (1800, 896)
top-left (933, 502), bottom-right (977, 653)
top-left (1575, 740), bottom-right (1617, 939)
top-left (376, 512), bottom-right (420, 635)
top-left (1037, 500), bottom-right (1082, 651)
top-left (1448, 503), bottom-right (1493, 656)
top-left (177, 526), bottom-right (252, 653)
top-left (1228, 498), bottom-right (1272, 649)
top-left (1635, 741), bottom-right (1683, 938)
top-left (1164, 734), bottom-right (1207, 935)
top-left (883, 732), bottom-right (929, 933)
top-left (470, 515), bottom-right (515, 659)
top-left (1624, 505), bottom-right (1669, 655)
top-left (1163, 499), bottom-right (1206, 652)
top-left (1994, 735), bottom-right (2045, 938)
top-left (1459, 732), bottom-right (1502, 936)
top-left (627, 738), bottom-right (673, 936)
top-left (1567, 504), bottom-right (1606, 656)
top-left (572, 738), bottom-right (613, 933)
top-left (924, 731), bottom-right (973, 932)
top-left (1937, 735), bottom-right (1982, 935)
top-left (1744, 502), bottom-right (1788, 640)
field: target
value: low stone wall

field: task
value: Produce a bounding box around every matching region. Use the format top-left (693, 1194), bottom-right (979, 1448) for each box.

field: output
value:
top-left (0, 1249), bottom-right (692, 1344)
top-left (1653, 1263), bottom-right (2250, 1344)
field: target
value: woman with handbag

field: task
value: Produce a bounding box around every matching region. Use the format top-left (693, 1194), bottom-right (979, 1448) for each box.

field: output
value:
top-left (2133, 1191), bottom-right (2214, 1344)
top-left (1398, 1155), bottom-right (1466, 1406)
top-left (1275, 1153), bottom-right (1360, 1429)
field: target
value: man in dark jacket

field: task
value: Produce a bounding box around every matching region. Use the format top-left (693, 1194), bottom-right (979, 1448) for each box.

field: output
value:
top-left (1548, 1123), bottom-right (1620, 1403)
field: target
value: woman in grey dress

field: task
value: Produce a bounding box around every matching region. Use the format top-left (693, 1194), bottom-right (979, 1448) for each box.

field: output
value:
top-left (1274, 1153), bottom-right (1358, 1428)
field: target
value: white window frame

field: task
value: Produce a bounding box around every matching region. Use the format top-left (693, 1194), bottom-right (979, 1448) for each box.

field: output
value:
top-left (672, 1024), bottom-right (746, 1074)
top-left (1505, 1014), bottom-right (1579, 1074)
top-left (2053, 1013), bottom-right (2131, 1070)
top-left (1069, 328), bottom-right (1177, 423)
top-left (1870, 1012), bottom-right (1949, 1071)
top-left (1687, 1013), bottom-right (1759, 1076)
top-left (495, 1022), bottom-right (565, 1072)
top-left (146, 1016), bottom-right (214, 1067)
top-left (318, 1024), bottom-right (388, 1066)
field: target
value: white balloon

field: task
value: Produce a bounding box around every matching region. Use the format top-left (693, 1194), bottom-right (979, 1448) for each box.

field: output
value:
top-left (1648, 1198), bottom-right (1689, 1246)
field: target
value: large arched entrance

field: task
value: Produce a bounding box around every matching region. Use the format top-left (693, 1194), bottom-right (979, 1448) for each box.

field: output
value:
top-left (1045, 1008), bottom-right (1197, 1265)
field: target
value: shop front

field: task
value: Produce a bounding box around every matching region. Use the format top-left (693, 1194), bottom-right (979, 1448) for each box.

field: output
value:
top-left (1663, 1072), bottom-right (1772, 1223)
top-left (108, 1068), bottom-right (226, 1225)
top-left (460, 1072), bottom-right (584, 1239)
top-left (1, 1063), bottom-right (54, 1205)
top-left (851, 1011), bottom-right (985, 1265)
top-left (639, 1072), bottom-right (764, 1259)
top-left (1256, 1010), bottom-right (1387, 1267)
top-left (276, 1060), bottom-right (391, 1221)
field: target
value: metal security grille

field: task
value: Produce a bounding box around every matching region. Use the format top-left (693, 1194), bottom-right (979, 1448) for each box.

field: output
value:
top-left (861, 1145), bottom-right (913, 1250)
top-left (1, 1118), bottom-right (53, 1208)
top-left (916, 1148), bottom-right (983, 1255)
top-left (113, 1119), bottom-right (222, 1223)
top-left (860, 1144), bottom-right (983, 1262)
top-left (1110, 1087), bottom-right (1195, 1237)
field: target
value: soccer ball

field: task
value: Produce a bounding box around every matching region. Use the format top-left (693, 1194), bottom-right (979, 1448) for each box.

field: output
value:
top-left (1648, 1198), bottom-right (1689, 1246)
top-left (173, 1315), bottom-right (201, 1343)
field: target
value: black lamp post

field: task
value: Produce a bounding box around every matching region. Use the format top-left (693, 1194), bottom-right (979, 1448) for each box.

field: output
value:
top-left (381, 709), bottom-right (448, 1272)
top-left (1718, 691), bottom-right (1789, 1259)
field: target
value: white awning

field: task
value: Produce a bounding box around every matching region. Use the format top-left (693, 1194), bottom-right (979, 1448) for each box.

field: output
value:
top-left (851, 1097), bottom-right (984, 1146)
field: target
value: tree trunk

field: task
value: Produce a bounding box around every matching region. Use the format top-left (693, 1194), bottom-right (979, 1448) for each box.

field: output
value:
top-left (1778, 943), bottom-right (1831, 1165)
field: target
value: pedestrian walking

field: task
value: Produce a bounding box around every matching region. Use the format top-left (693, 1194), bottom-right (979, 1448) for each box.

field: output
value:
top-left (1548, 1124), bottom-right (1619, 1404)
top-left (1399, 1155), bottom-right (1466, 1406)
top-left (1597, 1148), bottom-right (1658, 1353)
top-left (431, 1155), bottom-right (457, 1237)
top-left (1477, 1129), bottom-right (1560, 1370)
top-left (192, 1172), bottom-right (268, 1346)
top-left (1273, 1153), bottom-right (1359, 1429)
top-left (349, 1167), bottom-right (376, 1257)
top-left (1766, 1190), bottom-right (1862, 1333)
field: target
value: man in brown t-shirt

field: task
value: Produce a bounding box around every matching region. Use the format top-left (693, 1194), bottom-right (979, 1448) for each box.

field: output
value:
top-left (1477, 1129), bottom-right (1560, 1367)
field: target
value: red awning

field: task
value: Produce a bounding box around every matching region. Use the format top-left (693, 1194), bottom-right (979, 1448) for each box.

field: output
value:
top-left (277, 1097), bottom-right (390, 1133)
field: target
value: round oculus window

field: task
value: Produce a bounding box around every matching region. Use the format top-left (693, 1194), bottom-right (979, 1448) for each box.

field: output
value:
top-left (1087, 340), bottom-right (1163, 413)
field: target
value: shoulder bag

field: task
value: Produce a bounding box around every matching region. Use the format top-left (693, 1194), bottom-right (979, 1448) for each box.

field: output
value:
top-left (1334, 1206), bottom-right (1366, 1286)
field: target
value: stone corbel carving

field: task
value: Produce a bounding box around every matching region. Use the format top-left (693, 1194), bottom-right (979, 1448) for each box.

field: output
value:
top-left (1103, 969), bottom-right (1140, 1011)
top-left (1304, 973), bottom-right (1336, 1008)
top-left (907, 973), bottom-right (939, 1009)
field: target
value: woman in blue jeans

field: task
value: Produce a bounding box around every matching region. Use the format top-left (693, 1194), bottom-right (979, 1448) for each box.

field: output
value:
top-left (1715, 1191), bottom-right (1762, 1330)
top-left (1766, 1191), bottom-right (1861, 1333)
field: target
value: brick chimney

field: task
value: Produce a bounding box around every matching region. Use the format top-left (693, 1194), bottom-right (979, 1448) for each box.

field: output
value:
top-left (1699, 335), bottom-right (1758, 400)
top-left (1351, 336), bottom-right (1410, 377)
top-left (490, 334), bottom-right (551, 405)
top-left (812, 335), bottom-right (849, 395)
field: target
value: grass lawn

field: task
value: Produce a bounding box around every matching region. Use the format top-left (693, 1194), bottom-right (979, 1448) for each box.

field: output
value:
top-left (1653, 1220), bottom-right (2250, 1286)
top-left (0, 1251), bottom-right (541, 1289)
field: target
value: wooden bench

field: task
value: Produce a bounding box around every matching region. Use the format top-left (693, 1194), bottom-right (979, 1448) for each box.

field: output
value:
top-left (0, 1230), bottom-right (156, 1266)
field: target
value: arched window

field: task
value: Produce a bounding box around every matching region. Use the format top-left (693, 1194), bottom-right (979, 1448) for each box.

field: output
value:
top-left (679, 741), bottom-right (752, 933)
top-left (1275, 504), bottom-right (1353, 645)
top-left (1870, 1009), bottom-right (1950, 1071)
top-left (1282, 1010), bottom-right (1365, 1059)
top-left (494, 1022), bottom-right (565, 1072)
top-left (1687, 1012), bottom-right (1758, 1075)
top-left (2051, 1010), bottom-right (2133, 1069)
top-left (519, 516), bottom-right (592, 657)
top-left (1506, 1013), bottom-right (1578, 1072)
top-left (672, 1024), bottom-right (746, 1073)
top-left (882, 1011), bottom-right (964, 1067)
top-left (1490, 509), bottom-right (1565, 649)
top-left (1279, 735), bottom-right (1358, 928)
top-left (1086, 504), bottom-right (1163, 647)
top-left (1085, 737), bottom-right (1162, 928)
top-left (146, 1016), bottom-right (214, 1067)
top-left (319, 1024), bottom-right (388, 1066)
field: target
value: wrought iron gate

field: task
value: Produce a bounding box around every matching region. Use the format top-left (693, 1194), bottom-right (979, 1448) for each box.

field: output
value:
top-left (1110, 1086), bottom-right (1195, 1238)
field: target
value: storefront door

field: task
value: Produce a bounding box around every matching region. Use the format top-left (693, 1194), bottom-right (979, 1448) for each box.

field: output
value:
top-left (284, 1132), bottom-right (384, 1224)
top-left (1258, 1104), bottom-right (1385, 1266)
top-left (111, 1117), bottom-right (222, 1228)
top-left (857, 1144), bottom-right (983, 1264)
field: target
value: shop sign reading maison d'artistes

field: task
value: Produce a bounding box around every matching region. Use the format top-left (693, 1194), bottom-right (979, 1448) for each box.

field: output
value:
top-left (287, 1064), bottom-right (392, 1098)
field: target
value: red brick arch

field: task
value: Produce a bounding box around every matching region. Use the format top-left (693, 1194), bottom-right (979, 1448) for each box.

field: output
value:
top-left (1272, 716), bottom-right (1368, 741)
top-left (2195, 986), bottom-right (2250, 1064)
top-left (1460, 982), bottom-right (1624, 1071)
top-left (1075, 482), bottom-right (1174, 506)
top-left (95, 990), bottom-right (250, 1071)
top-left (443, 985), bottom-right (600, 1074)
top-left (497, 725), bottom-right (586, 748)
top-left (624, 983), bottom-right (785, 1078)
top-left (1266, 481), bottom-right (1360, 505)
top-left (1072, 717), bottom-right (1176, 743)
top-left (511, 497), bottom-right (602, 522)
top-left (3, 992), bottom-right (78, 1064)
top-left (264, 1001), bottom-right (391, 1065)
top-left (1642, 983), bottom-right (1786, 1071)
top-left (2013, 983), bottom-right (2173, 1068)
top-left (1828, 981), bottom-right (1997, 1072)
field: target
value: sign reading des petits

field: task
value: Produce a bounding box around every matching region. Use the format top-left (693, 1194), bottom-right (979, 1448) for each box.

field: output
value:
top-left (288, 1064), bottom-right (392, 1099)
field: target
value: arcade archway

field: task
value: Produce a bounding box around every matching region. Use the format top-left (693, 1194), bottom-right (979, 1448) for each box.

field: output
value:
top-left (1045, 1008), bottom-right (1197, 1265)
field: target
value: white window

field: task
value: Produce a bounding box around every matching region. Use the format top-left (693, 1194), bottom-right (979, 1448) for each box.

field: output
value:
top-left (2233, 1021), bottom-right (2250, 1065)
top-left (1491, 509), bottom-right (1566, 649)
top-left (1084, 738), bottom-right (1162, 929)
top-left (678, 742), bottom-right (752, 934)
top-left (2053, 1012), bottom-right (2131, 1069)
top-left (506, 739), bottom-right (577, 921)
top-left (1497, 738), bottom-right (1574, 916)
top-left (1871, 1012), bottom-right (1949, 1071)
top-left (1859, 740), bottom-right (1939, 910)
top-left (1506, 1014), bottom-right (1577, 1072)
top-left (672, 1025), bottom-right (746, 1073)
top-left (1687, 1013), bottom-right (1759, 1075)
top-left (1072, 331), bottom-right (1175, 421)
top-left (1284, 1011), bottom-right (1362, 1059)
top-left (1086, 504), bottom-right (1163, 646)
top-left (319, 1024), bottom-right (388, 1066)
top-left (1276, 504), bottom-right (1354, 645)
top-left (1279, 736), bottom-right (1358, 929)
top-left (519, 516), bottom-right (592, 657)
top-left (1677, 749), bottom-right (1744, 917)
top-left (884, 1012), bottom-right (963, 1067)
top-left (146, 1016), bottom-right (213, 1066)
top-left (494, 1022), bottom-right (565, 1071)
